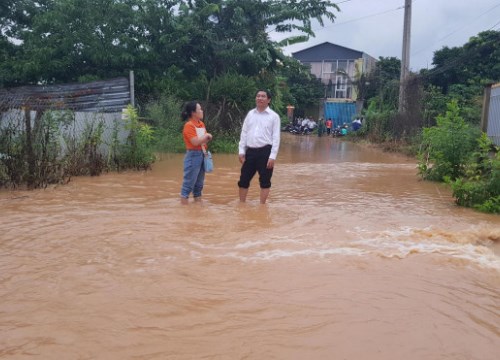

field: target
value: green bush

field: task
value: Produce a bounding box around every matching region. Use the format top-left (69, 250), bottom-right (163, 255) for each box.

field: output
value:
top-left (449, 134), bottom-right (500, 213)
top-left (146, 94), bottom-right (185, 153)
top-left (204, 72), bottom-right (256, 135)
top-left (209, 133), bottom-right (239, 153)
top-left (0, 120), bottom-right (26, 187)
top-left (63, 117), bottom-right (106, 176)
top-left (0, 109), bottom-right (73, 188)
top-left (145, 85), bottom-right (250, 154)
top-left (417, 100), bottom-right (481, 181)
top-left (118, 105), bottom-right (156, 169)
top-left (476, 196), bottom-right (500, 214)
top-left (361, 100), bottom-right (395, 142)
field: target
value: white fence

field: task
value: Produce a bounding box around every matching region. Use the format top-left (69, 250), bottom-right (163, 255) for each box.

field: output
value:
top-left (0, 109), bottom-right (129, 156)
top-left (483, 83), bottom-right (500, 146)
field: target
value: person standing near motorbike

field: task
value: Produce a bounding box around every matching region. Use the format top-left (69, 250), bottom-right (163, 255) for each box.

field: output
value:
top-left (317, 118), bottom-right (325, 137)
top-left (325, 118), bottom-right (333, 135)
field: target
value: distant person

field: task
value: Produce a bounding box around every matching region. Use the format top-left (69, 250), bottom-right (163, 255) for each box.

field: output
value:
top-left (341, 123), bottom-right (348, 136)
top-left (306, 118), bottom-right (317, 134)
top-left (325, 118), bottom-right (333, 135)
top-left (317, 117), bottom-right (325, 137)
top-left (352, 117), bottom-right (362, 131)
top-left (180, 101), bottom-right (212, 205)
top-left (238, 90), bottom-right (281, 204)
top-left (301, 117), bottom-right (309, 132)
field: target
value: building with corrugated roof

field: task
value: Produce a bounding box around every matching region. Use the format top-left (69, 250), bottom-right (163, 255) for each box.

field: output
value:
top-left (292, 42), bottom-right (377, 125)
top-left (292, 42), bottom-right (376, 100)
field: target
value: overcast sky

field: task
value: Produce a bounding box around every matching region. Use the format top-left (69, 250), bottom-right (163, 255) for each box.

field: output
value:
top-left (269, 0), bottom-right (500, 71)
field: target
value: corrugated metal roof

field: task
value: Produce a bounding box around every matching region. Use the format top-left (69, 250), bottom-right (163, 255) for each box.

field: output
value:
top-left (292, 42), bottom-right (366, 62)
top-left (0, 77), bottom-right (131, 113)
top-left (487, 83), bottom-right (500, 146)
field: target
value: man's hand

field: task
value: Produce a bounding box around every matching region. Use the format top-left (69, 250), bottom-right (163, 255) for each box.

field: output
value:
top-left (239, 154), bottom-right (245, 164)
top-left (267, 159), bottom-right (275, 169)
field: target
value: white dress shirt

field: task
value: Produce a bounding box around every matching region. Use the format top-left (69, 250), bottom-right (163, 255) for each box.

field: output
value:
top-left (238, 106), bottom-right (281, 160)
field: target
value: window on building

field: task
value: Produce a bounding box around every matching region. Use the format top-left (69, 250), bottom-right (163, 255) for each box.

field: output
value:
top-left (335, 76), bottom-right (347, 98)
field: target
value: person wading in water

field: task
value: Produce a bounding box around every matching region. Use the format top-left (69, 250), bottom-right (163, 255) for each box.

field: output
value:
top-left (237, 90), bottom-right (281, 204)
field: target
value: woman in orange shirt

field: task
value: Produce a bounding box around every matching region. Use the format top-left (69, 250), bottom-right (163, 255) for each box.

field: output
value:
top-left (180, 101), bottom-right (212, 204)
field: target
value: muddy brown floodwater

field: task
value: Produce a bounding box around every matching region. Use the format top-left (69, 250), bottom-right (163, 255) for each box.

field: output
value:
top-left (1, 134), bottom-right (499, 359)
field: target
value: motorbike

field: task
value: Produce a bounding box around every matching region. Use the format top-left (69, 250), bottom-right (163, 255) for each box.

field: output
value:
top-left (282, 123), bottom-right (302, 135)
top-left (332, 128), bottom-right (343, 137)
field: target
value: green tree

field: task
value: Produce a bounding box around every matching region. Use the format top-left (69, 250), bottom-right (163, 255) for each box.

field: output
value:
top-left (279, 57), bottom-right (324, 110)
top-left (449, 134), bottom-right (500, 213)
top-left (169, 0), bottom-right (339, 79)
top-left (417, 100), bottom-right (481, 181)
top-left (428, 30), bottom-right (500, 92)
top-left (17, 0), bottom-right (149, 84)
top-left (363, 56), bottom-right (401, 111)
top-left (1, 0), bottom-right (339, 93)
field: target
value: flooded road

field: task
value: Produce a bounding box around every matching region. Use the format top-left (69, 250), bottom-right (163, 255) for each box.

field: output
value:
top-left (1, 134), bottom-right (499, 359)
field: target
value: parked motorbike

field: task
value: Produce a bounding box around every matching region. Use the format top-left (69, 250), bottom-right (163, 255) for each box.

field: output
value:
top-left (332, 128), bottom-right (343, 137)
top-left (282, 123), bottom-right (302, 135)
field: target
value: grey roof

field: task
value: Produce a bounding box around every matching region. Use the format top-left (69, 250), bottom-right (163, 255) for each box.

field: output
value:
top-left (0, 77), bottom-right (131, 113)
top-left (292, 42), bottom-right (365, 62)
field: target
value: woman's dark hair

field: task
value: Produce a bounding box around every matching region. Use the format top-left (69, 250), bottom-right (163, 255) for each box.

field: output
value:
top-left (181, 101), bottom-right (199, 121)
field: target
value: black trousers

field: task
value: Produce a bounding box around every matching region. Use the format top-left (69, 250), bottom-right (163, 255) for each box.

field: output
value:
top-left (238, 145), bottom-right (273, 189)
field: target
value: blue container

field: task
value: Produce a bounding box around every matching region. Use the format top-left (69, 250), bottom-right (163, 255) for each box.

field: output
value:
top-left (324, 102), bottom-right (356, 128)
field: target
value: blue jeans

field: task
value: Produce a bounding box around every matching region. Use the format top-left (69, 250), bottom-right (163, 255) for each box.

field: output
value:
top-left (180, 150), bottom-right (205, 199)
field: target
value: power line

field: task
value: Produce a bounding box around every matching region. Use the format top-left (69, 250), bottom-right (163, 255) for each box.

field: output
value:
top-left (411, 2), bottom-right (500, 56)
top-left (267, 2), bottom-right (404, 35)
top-left (417, 31), bottom-right (499, 79)
top-left (489, 19), bottom-right (500, 30)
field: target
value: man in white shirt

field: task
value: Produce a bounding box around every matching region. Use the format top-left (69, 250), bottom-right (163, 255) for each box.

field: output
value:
top-left (301, 117), bottom-right (309, 132)
top-left (238, 90), bottom-right (281, 204)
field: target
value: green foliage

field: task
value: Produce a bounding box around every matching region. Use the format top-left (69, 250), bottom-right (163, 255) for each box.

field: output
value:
top-left (208, 133), bottom-right (239, 154)
top-left (446, 84), bottom-right (483, 125)
top-left (419, 82), bottom-right (483, 134)
top-left (429, 30), bottom-right (500, 93)
top-left (32, 110), bottom-right (72, 183)
top-left (476, 196), bottom-right (500, 214)
top-left (119, 105), bottom-right (156, 169)
top-left (64, 118), bottom-right (106, 176)
top-left (421, 84), bottom-right (449, 128)
top-left (363, 57), bottom-right (401, 109)
top-left (1, 0), bottom-right (340, 160)
top-left (0, 106), bottom-right (156, 188)
top-left (145, 82), bottom-right (251, 153)
top-left (0, 109), bottom-right (73, 188)
top-left (361, 100), bottom-right (396, 142)
top-left (359, 58), bottom-right (416, 141)
top-left (278, 57), bottom-right (324, 112)
top-left (204, 72), bottom-right (256, 134)
top-left (0, 0), bottom-right (339, 88)
top-left (146, 93), bottom-right (184, 153)
top-left (0, 118), bottom-right (26, 187)
top-left (417, 100), bottom-right (481, 181)
top-left (449, 134), bottom-right (500, 213)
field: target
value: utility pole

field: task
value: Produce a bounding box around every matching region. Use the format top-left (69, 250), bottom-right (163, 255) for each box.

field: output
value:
top-left (398, 0), bottom-right (412, 113)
